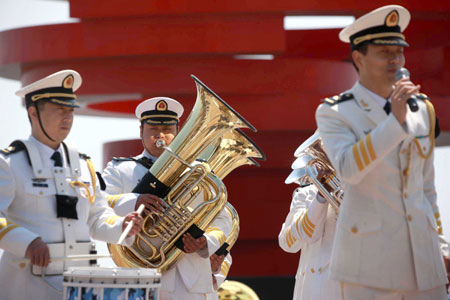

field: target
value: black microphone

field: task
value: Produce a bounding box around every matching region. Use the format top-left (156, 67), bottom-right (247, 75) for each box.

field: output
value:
top-left (395, 67), bottom-right (419, 112)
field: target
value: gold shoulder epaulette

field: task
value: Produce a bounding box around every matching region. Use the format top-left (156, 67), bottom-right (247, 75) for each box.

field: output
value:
top-left (0, 144), bottom-right (24, 156)
top-left (416, 93), bottom-right (430, 101)
top-left (322, 93), bottom-right (354, 106)
top-left (79, 152), bottom-right (91, 160)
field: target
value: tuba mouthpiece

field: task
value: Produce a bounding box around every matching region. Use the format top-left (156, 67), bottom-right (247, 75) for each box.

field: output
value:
top-left (156, 139), bottom-right (166, 148)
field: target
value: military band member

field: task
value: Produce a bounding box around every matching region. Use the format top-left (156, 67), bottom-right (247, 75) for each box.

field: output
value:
top-left (101, 97), bottom-right (233, 300)
top-left (315, 5), bottom-right (449, 299)
top-left (0, 70), bottom-right (143, 300)
top-left (279, 157), bottom-right (341, 299)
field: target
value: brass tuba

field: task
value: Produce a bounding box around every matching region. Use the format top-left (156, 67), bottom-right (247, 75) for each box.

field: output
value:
top-left (285, 131), bottom-right (343, 212)
top-left (108, 75), bottom-right (264, 272)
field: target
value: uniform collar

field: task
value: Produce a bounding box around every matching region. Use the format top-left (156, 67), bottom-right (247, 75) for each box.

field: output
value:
top-left (29, 135), bottom-right (65, 166)
top-left (352, 81), bottom-right (389, 125)
top-left (142, 149), bottom-right (159, 163)
top-left (358, 82), bottom-right (390, 108)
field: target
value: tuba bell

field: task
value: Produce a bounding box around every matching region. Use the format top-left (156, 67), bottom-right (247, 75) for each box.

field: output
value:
top-left (108, 75), bottom-right (264, 272)
top-left (285, 131), bottom-right (343, 212)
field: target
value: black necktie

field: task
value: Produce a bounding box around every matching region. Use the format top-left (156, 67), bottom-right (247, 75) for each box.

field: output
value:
top-left (383, 101), bottom-right (391, 115)
top-left (51, 151), bottom-right (63, 167)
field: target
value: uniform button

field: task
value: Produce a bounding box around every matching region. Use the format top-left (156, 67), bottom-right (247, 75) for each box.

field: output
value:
top-left (311, 268), bottom-right (315, 273)
top-left (404, 193), bottom-right (408, 198)
top-left (401, 149), bottom-right (407, 154)
top-left (408, 215), bottom-right (413, 222)
top-left (318, 267), bottom-right (322, 273)
top-left (69, 245), bottom-right (73, 250)
top-left (351, 226), bottom-right (358, 234)
top-left (302, 272), bottom-right (305, 276)
top-left (19, 263), bottom-right (26, 269)
top-left (67, 224), bottom-right (71, 227)
top-left (39, 191), bottom-right (43, 195)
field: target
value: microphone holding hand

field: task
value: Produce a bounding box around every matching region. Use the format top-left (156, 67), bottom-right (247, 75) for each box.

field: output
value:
top-left (395, 68), bottom-right (419, 112)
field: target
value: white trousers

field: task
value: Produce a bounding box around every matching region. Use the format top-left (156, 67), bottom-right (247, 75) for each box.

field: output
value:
top-left (341, 282), bottom-right (447, 300)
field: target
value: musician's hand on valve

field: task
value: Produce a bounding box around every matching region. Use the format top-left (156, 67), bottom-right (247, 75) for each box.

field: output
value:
top-left (25, 237), bottom-right (50, 267)
top-left (123, 212), bottom-right (144, 237)
top-left (182, 233), bottom-right (207, 253)
top-left (136, 194), bottom-right (165, 215)
top-left (391, 77), bottom-right (420, 125)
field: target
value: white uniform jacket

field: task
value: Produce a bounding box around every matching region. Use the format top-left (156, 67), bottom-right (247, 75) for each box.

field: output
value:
top-left (0, 136), bottom-right (128, 300)
top-left (278, 184), bottom-right (341, 300)
top-left (315, 81), bottom-right (448, 291)
top-left (102, 151), bottom-right (233, 298)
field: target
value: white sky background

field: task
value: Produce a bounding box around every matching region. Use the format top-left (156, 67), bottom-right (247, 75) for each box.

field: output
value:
top-left (0, 0), bottom-right (449, 266)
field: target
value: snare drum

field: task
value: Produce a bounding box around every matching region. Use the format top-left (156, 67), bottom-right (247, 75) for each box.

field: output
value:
top-left (62, 267), bottom-right (160, 300)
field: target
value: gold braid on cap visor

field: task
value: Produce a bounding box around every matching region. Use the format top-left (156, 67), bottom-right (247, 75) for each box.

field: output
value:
top-left (31, 93), bottom-right (77, 101)
top-left (353, 32), bottom-right (405, 46)
top-left (140, 114), bottom-right (179, 122)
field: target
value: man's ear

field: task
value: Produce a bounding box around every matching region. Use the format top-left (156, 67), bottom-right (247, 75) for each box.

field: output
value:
top-left (352, 50), bottom-right (363, 71)
top-left (27, 106), bottom-right (37, 123)
top-left (140, 124), bottom-right (143, 139)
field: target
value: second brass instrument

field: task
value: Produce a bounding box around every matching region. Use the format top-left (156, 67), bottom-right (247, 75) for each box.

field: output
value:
top-left (285, 131), bottom-right (343, 211)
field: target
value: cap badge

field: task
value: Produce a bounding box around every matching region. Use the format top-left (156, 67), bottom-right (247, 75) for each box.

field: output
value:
top-left (63, 75), bottom-right (74, 89)
top-left (156, 100), bottom-right (168, 111)
top-left (385, 10), bottom-right (399, 27)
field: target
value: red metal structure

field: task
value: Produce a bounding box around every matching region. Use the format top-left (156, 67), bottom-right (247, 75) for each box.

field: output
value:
top-left (0, 0), bottom-right (448, 297)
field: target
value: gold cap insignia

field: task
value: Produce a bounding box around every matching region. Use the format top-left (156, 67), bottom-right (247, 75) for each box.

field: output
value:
top-left (63, 75), bottom-right (74, 89)
top-left (385, 10), bottom-right (399, 27)
top-left (156, 100), bottom-right (168, 111)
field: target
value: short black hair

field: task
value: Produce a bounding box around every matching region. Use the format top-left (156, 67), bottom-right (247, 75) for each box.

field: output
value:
top-left (350, 43), bottom-right (369, 72)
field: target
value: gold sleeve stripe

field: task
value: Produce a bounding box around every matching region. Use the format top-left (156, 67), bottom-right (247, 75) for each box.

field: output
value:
top-left (0, 224), bottom-right (19, 240)
top-left (205, 227), bottom-right (220, 232)
top-left (206, 229), bottom-right (226, 245)
top-left (301, 218), bottom-right (313, 238)
top-left (353, 144), bottom-right (364, 171)
top-left (221, 261), bottom-right (230, 275)
top-left (289, 229), bottom-right (296, 243)
top-left (105, 215), bottom-right (119, 225)
top-left (302, 222), bottom-right (313, 238)
top-left (365, 134), bottom-right (376, 161)
top-left (358, 139), bottom-right (370, 166)
top-left (286, 232), bottom-right (292, 247)
top-left (221, 266), bottom-right (230, 276)
top-left (106, 194), bottom-right (121, 208)
top-left (304, 213), bottom-right (315, 229)
top-left (286, 229), bottom-right (296, 247)
top-left (295, 211), bottom-right (305, 236)
top-left (302, 219), bottom-right (313, 236)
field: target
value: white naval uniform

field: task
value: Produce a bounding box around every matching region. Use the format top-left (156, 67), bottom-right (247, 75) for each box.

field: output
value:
top-left (316, 81), bottom-right (448, 296)
top-left (0, 136), bottom-right (129, 300)
top-left (278, 184), bottom-right (341, 300)
top-left (102, 150), bottom-right (233, 300)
